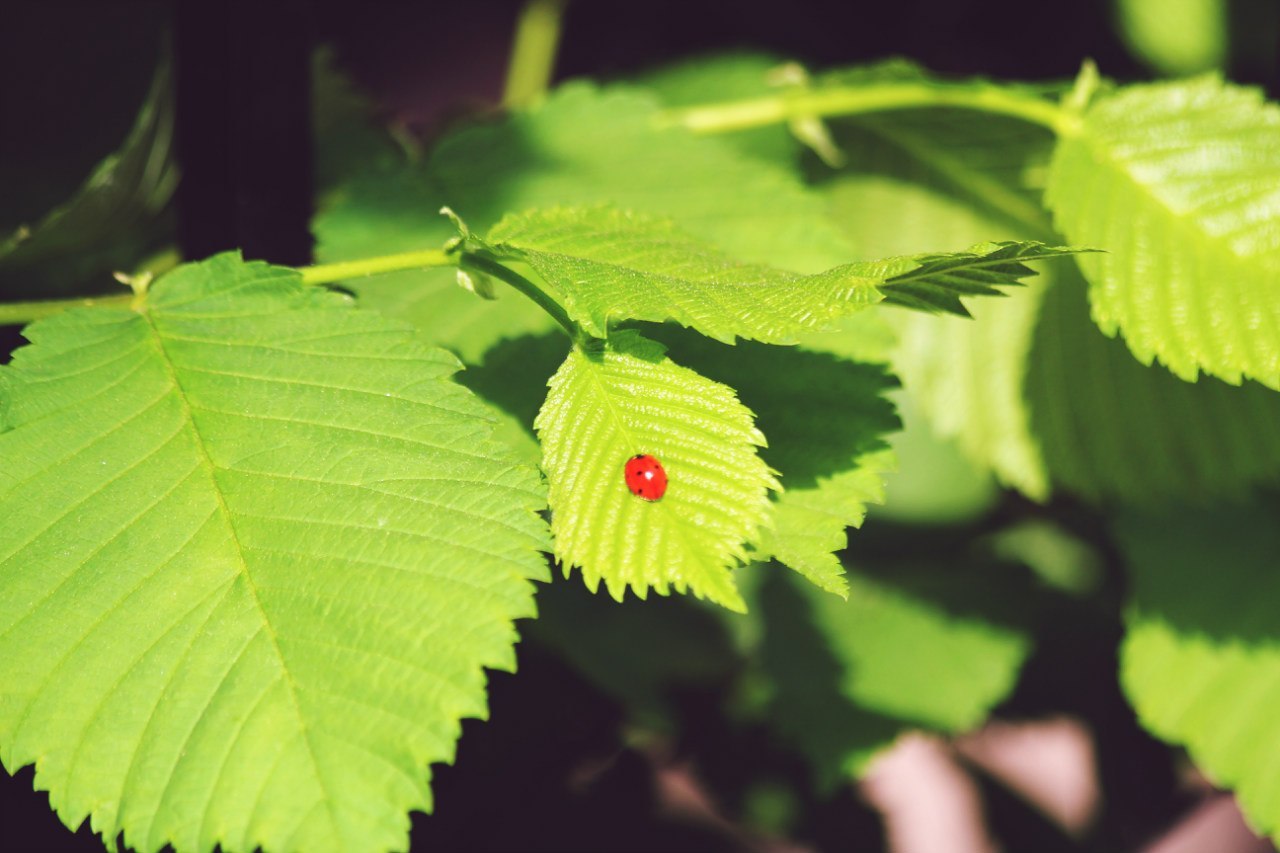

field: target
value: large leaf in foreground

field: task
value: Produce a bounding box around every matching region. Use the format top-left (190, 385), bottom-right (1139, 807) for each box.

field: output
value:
top-left (1118, 505), bottom-right (1280, 845)
top-left (0, 255), bottom-right (549, 853)
top-left (1045, 77), bottom-right (1280, 388)
top-left (479, 206), bottom-right (1077, 344)
top-left (534, 331), bottom-right (776, 612)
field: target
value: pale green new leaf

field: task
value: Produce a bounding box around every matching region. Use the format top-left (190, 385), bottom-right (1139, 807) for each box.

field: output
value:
top-left (640, 52), bottom-right (795, 163)
top-left (429, 81), bottom-right (855, 273)
top-left (479, 206), bottom-right (1076, 344)
top-left (747, 557), bottom-right (1035, 785)
top-left (1118, 504), bottom-right (1280, 846)
top-left (458, 324), bottom-right (901, 599)
top-left (0, 254), bottom-right (549, 853)
top-left (1045, 77), bottom-right (1280, 388)
top-left (534, 330), bottom-right (776, 612)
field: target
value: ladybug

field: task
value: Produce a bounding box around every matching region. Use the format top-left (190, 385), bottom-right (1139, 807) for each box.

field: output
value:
top-left (624, 454), bottom-right (668, 501)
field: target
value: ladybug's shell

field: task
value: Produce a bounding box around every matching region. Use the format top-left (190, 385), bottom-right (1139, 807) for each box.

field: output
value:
top-left (624, 454), bottom-right (668, 501)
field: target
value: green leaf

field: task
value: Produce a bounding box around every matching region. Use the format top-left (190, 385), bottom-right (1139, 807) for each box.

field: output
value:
top-left (1045, 77), bottom-right (1280, 389)
top-left (1026, 267), bottom-right (1280, 504)
top-left (749, 557), bottom-right (1034, 785)
top-left (534, 330), bottom-right (776, 612)
top-left (877, 241), bottom-right (1086, 317)
top-left (430, 81), bottom-right (856, 273)
top-left (0, 57), bottom-right (177, 297)
top-left (640, 52), bottom-right (795, 163)
top-left (865, 391), bottom-right (999, 526)
top-left (821, 98), bottom-right (1280, 505)
top-left (815, 111), bottom-right (1061, 498)
top-left (312, 80), bottom-right (858, 360)
top-left (0, 254), bottom-right (549, 853)
top-left (1118, 504), bottom-right (1280, 846)
top-left (1114, 0), bottom-right (1227, 75)
top-left (313, 169), bottom-right (554, 364)
top-left (653, 329), bottom-right (900, 598)
top-left (894, 273), bottom-right (1054, 499)
top-left (476, 206), bottom-right (1074, 343)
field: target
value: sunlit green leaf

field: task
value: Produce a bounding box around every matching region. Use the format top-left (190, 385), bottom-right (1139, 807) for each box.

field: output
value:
top-left (1119, 504), bottom-right (1280, 847)
top-left (534, 330), bottom-right (776, 612)
top-left (1046, 77), bottom-right (1280, 388)
top-left (0, 254), bottom-right (549, 853)
top-left (748, 557), bottom-right (1034, 785)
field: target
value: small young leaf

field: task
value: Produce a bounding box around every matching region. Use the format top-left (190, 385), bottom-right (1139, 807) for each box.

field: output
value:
top-left (0, 254), bottom-right (549, 853)
top-left (876, 241), bottom-right (1087, 316)
top-left (1045, 77), bottom-right (1280, 388)
top-left (534, 330), bottom-right (777, 612)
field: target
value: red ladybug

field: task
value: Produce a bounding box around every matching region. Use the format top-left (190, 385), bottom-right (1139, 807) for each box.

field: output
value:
top-left (624, 454), bottom-right (668, 501)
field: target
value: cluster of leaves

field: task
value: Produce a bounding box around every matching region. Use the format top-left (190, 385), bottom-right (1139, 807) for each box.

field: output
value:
top-left (2, 34), bottom-right (1280, 853)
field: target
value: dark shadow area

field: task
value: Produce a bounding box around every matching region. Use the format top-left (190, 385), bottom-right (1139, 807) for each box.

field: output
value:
top-left (655, 327), bottom-right (901, 490)
top-left (0, 765), bottom-right (113, 852)
top-left (528, 574), bottom-right (741, 724)
top-left (411, 641), bottom-right (750, 852)
top-left (757, 566), bottom-right (907, 786)
top-left (454, 330), bottom-right (570, 433)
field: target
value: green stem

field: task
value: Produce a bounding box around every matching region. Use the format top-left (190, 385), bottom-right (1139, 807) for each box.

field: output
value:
top-left (298, 248), bottom-right (454, 286)
top-left (503, 0), bottom-right (568, 108)
top-left (0, 293), bottom-right (133, 326)
top-left (658, 81), bottom-right (1078, 137)
top-left (463, 252), bottom-right (581, 341)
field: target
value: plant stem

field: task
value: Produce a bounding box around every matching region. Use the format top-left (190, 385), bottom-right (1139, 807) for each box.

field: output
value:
top-left (463, 252), bottom-right (581, 341)
top-left (0, 293), bottom-right (134, 326)
top-left (502, 0), bottom-right (568, 108)
top-left (658, 81), bottom-right (1079, 137)
top-left (298, 248), bottom-right (455, 286)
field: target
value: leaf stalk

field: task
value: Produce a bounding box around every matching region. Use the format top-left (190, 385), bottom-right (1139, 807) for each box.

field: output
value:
top-left (659, 81), bottom-right (1080, 138)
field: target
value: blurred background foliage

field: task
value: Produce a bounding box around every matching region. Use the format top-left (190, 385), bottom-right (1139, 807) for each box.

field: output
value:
top-left (2, 1), bottom-right (1277, 851)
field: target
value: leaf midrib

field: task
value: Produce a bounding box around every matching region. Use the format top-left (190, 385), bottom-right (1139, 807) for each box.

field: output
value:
top-left (137, 303), bottom-right (344, 848)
